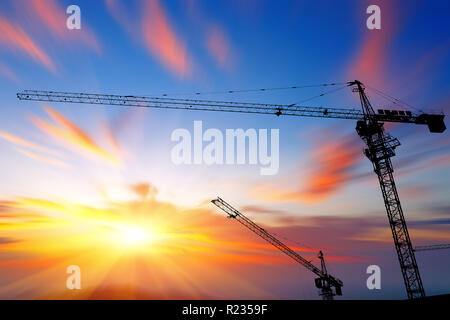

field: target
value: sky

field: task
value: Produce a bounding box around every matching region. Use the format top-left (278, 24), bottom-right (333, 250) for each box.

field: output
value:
top-left (0, 0), bottom-right (449, 300)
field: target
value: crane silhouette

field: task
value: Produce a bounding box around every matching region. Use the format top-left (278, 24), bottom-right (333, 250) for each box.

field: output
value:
top-left (211, 197), bottom-right (343, 300)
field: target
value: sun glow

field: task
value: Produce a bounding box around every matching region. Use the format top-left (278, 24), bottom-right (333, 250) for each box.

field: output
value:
top-left (0, 191), bottom-right (290, 299)
top-left (118, 226), bottom-right (155, 246)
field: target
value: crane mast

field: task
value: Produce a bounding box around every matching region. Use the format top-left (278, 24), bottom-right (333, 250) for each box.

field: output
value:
top-left (16, 80), bottom-right (446, 299)
top-left (351, 80), bottom-right (425, 299)
top-left (211, 197), bottom-right (343, 300)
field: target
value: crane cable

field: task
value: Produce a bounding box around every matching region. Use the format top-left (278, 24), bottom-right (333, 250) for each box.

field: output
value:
top-left (269, 230), bottom-right (339, 271)
top-left (270, 230), bottom-right (316, 252)
top-left (365, 84), bottom-right (425, 113)
top-left (289, 83), bottom-right (350, 107)
top-left (141, 82), bottom-right (348, 97)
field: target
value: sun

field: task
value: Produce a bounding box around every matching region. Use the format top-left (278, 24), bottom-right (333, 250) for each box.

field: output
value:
top-left (120, 226), bottom-right (152, 246)
top-left (105, 224), bottom-right (162, 248)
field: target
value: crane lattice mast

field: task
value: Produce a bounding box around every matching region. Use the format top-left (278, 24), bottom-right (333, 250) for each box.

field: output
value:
top-left (351, 80), bottom-right (425, 299)
top-left (211, 197), bottom-right (343, 300)
top-left (17, 80), bottom-right (446, 299)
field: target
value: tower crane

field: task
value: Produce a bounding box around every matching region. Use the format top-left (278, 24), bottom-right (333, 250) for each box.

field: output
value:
top-left (17, 80), bottom-right (446, 299)
top-left (414, 244), bottom-right (450, 252)
top-left (211, 197), bottom-right (343, 300)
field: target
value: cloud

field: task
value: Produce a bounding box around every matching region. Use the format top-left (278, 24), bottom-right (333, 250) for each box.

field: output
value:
top-left (240, 205), bottom-right (286, 215)
top-left (0, 15), bottom-right (55, 72)
top-left (408, 218), bottom-right (450, 226)
top-left (141, 0), bottom-right (191, 77)
top-left (0, 130), bottom-right (69, 168)
top-left (184, 0), bottom-right (236, 71)
top-left (105, 0), bottom-right (190, 77)
top-left (0, 237), bottom-right (20, 245)
top-left (253, 132), bottom-right (362, 204)
top-left (0, 62), bottom-right (19, 83)
top-left (28, 0), bottom-right (101, 53)
top-left (130, 183), bottom-right (158, 200)
top-left (206, 25), bottom-right (233, 70)
top-left (15, 148), bottom-right (70, 169)
top-left (0, 130), bottom-right (62, 157)
top-left (31, 105), bottom-right (121, 166)
top-left (421, 205), bottom-right (450, 217)
top-left (347, 1), bottom-right (397, 86)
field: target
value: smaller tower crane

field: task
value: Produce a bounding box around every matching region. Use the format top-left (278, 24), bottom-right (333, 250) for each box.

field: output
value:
top-left (211, 197), bottom-right (343, 300)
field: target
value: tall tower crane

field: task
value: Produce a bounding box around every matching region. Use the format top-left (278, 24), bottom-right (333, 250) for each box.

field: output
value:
top-left (211, 197), bottom-right (343, 300)
top-left (17, 80), bottom-right (446, 299)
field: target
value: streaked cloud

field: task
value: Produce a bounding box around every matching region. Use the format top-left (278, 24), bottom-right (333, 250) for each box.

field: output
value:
top-left (206, 25), bottom-right (233, 70)
top-left (0, 237), bottom-right (20, 245)
top-left (185, 0), bottom-right (236, 70)
top-left (15, 148), bottom-right (70, 169)
top-left (105, 0), bottom-right (190, 77)
top-left (347, 1), bottom-right (396, 86)
top-left (240, 205), bottom-right (286, 215)
top-left (253, 133), bottom-right (362, 204)
top-left (0, 130), bottom-right (62, 157)
top-left (141, 0), bottom-right (190, 77)
top-left (31, 105), bottom-right (121, 166)
top-left (0, 15), bottom-right (55, 72)
top-left (28, 0), bottom-right (101, 53)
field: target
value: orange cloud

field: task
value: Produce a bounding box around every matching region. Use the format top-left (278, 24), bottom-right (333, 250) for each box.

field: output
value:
top-left (30, 0), bottom-right (65, 37)
top-left (100, 122), bottom-right (123, 156)
top-left (16, 148), bottom-right (70, 169)
top-left (347, 1), bottom-right (396, 86)
top-left (254, 134), bottom-right (362, 204)
top-left (29, 0), bottom-right (101, 53)
top-left (130, 183), bottom-right (158, 200)
top-left (0, 130), bottom-right (62, 157)
top-left (31, 105), bottom-right (120, 166)
top-left (0, 15), bottom-right (55, 72)
top-left (141, 0), bottom-right (191, 77)
top-left (298, 136), bottom-right (361, 202)
top-left (106, 0), bottom-right (191, 77)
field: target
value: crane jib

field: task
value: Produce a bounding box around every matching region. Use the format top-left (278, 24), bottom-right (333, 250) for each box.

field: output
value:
top-left (16, 90), bottom-right (445, 132)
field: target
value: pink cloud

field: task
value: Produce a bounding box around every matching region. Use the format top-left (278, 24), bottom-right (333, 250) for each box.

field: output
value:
top-left (29, 0), bottom-right (101, 53)
top-left (206, 25), bottom-right (233, 70)
top-left (0, 15), bottom-right (55, 72)
top-left (141, 0), bottom-right (191, 77)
